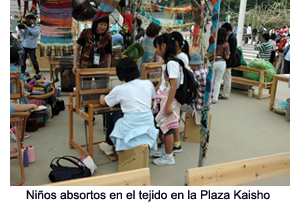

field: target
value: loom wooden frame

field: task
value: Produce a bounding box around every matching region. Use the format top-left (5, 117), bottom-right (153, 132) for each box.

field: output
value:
top-left (68, 67), bottom-right (120, 159)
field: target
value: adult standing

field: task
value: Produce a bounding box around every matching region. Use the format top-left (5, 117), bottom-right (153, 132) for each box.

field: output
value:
top-left (134, 18), bottom-right (145, 43)
top-left (258, 24), bottom-right (265, 43)
top-left (219, 23), bottom-right (240, 100)
top-left (212, 27), bottom-right (230, 103)
top-left (247, 24), bottom-right (252, 43)
top-left (275, 32), bottom-right (288, 74)
top-left (18, 14), bottom-right (41, 76)
top-left (252, 26), bottom-right (257, 43)
top-left (254, 33), bottom-right (272, 62)
top-left (138, 23), bottom-right (162, 72)
top-left (73, 16), bottom-right (112, 73)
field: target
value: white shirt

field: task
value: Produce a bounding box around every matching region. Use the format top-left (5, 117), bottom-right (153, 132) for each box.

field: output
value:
top-left (105, 79), bottom-right (156, 113)
top-left (159, 60), bottom-right (182, 91)
top-left (176, 52), bottom-right (189, 69)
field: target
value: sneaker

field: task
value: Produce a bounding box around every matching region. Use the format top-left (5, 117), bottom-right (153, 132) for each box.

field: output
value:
top-left (99, 142), bottom-right (114, 156)
top-left (10, 127), bottom-right (30, 141)
top-left (151, 147), bottom-right (165, 157)
top-left (172, 145), bottom-right (182, 153)
top-left (153, 154), bottom-right (175, 165)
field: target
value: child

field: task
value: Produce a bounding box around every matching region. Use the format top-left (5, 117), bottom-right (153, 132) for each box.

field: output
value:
top-left (170, 31), bottom-right (190, 153)
top-left (99, 57), bottom-right (158, 154)
top-left (152, 33), bottom-right (182, 165)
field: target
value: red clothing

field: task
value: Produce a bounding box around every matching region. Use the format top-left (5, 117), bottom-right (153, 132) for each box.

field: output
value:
top-left (215, 42), bottom-right (230, 61)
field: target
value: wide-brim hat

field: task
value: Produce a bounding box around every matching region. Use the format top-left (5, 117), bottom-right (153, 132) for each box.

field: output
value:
top-left (189, 52), bottom-right (203, 65)
top-left (121, 43), bottom-right (144, 60)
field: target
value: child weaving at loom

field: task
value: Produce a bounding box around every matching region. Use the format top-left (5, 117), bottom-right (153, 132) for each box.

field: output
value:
top-left (152, 33), bottom-right (182, 165)
top-left (99, 57), bottom-right (159, 155)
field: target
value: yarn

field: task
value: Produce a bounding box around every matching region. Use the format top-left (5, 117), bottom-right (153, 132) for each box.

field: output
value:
top-left (28, 146), bottom-right (35, 163)
top-left (23, 149), bottom-right (29, 167)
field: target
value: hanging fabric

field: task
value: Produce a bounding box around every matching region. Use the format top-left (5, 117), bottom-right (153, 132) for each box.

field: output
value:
top-left (39, 0), bottom-right (74, 57)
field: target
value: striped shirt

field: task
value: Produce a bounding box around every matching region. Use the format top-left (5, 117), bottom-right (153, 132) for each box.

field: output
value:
top-left (254, 41), bottom-right (273, 61)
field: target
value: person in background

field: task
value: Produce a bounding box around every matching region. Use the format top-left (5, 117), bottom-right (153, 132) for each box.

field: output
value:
top-left (10, 24), bottom-right (24, 66)
top-left (212, 27), bottom-right (230, 104)
top-left (18, 14), bottom-right (41, 76)
top-left (258, 24), bottom-right (265, 43)
top-left (219, 23), bottom-right (240, 100)
top-left (252, 26), bottom-right (257, 43)
top-left (269, 33), bottom-right (277, 65)
top-left (275, 31), bottom-right (288, 74)
top-left (254, 33), bottom-right (273, 62)
top-left (247, 24), bottom-right (252, 44)
top-left (188, 52), bottom-right (208, 112)
top-left (233, 25), bottom-right (238, 36)
top-left (112, 31), bottom-right (124, 47)
top-left (134, 18), bottom-right (145, 43)
top-left (138, 23), bottom-right (162, 73)
top-left (283, 44), bottom-right (290, 74)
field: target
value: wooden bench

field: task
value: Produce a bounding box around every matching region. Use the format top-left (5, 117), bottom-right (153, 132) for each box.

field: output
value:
top-left (185, 152), bottom-right (290, 186)
top-left (232, 65), bottom-right (272, 99)
top-left (42, 168), bottom-right (150, 186)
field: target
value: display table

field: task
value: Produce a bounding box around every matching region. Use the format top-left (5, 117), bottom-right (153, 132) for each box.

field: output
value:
top-left (269, 74), bottom-right (290, 111)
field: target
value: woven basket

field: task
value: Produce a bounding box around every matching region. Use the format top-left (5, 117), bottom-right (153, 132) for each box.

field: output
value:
top-left (27, 86), bottom-right (54, 100)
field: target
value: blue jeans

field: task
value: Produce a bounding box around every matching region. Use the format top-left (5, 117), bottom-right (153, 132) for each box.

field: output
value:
top-left (21, 48), bottom-right (40, 74)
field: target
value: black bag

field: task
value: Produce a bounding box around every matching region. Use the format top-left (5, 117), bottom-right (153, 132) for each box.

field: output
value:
top-left (56, 99), bottom-right (65, 111)
top-left (49, 156), bottom-right (91, 182)
top-left (166, 58), bottom-right (199, 105)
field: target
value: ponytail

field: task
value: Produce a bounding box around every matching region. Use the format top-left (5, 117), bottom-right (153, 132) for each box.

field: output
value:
top-left (153, 33), bottom-right (176, 63)
top-left (170, 31), bottom-right (190, 60)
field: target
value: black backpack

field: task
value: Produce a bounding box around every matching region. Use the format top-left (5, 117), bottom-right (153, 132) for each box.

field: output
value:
top-left (165, 57), bottom-right (199, 105)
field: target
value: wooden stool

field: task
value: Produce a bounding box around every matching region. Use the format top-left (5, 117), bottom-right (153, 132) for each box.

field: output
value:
top-left (118, 145), bottom-right (149, 172)
top-left (184, 114), bottom-right (212, 143)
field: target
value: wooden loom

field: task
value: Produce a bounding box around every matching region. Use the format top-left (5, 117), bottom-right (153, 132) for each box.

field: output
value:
top-left (68, 67), bottom-right (120, 160)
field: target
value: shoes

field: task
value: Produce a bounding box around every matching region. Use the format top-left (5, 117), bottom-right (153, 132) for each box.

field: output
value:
top-left (10, 127), bottom-right (30, 141)
top-left (172, 145), bottom-right (182, 153)
top-left (151, 146), bottom-right (165, 157)
top-left (99, 142), bottom-right (114, 156)
top-left (218, 95), bottom-right (228, 100)
top-left (54, 77), bottom-right (59, 83)
top-left (212, 100), bottom-right (217, 104)
top-left (153, 154), bottom-right (175, 165)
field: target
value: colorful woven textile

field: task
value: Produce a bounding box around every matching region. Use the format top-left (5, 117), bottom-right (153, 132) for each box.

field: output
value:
top-left (145, 2), bottom-right (192, 14)
top-left (139, 8), bottom-right (194, 29)
top-left (39, 0), bottom-right (73, 56)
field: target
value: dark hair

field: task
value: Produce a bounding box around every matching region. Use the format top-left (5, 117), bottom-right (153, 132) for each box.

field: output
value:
top-left (92, 16), bottom-right (110, 36)
top-left (146, 23), bottom-right (162, 37)
top-left (26, 14), bottom-right (36, 20)
top-left (171, 31), bottom-right (189, 60)
top-left (116, 57), bottom-right (140, 82)
top-left (262, 33), bottom-right (270, 41)
top-left (10, 46), bottom-right (19, 64)
top-left (135, 18), bottom-right (142, 27)
top-left (221, 22), bottom-right (232, 31)
top-left (153, 33), bottom-right (176, 63)
top-left (217, 27), bottom-right (227, 45)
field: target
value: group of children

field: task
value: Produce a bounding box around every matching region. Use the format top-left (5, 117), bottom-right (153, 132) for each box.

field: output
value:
top-left (100, 32), bottom-right (208, 166)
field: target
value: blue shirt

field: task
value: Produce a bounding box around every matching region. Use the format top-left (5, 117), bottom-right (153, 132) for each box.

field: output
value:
top-left (19, 25), bottom-right (41, 49)
top-left (112, 33), bottom-right (124, 46)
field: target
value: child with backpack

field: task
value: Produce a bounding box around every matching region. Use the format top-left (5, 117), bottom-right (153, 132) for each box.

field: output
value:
top-left (152, 33), bottom-right (182, 165)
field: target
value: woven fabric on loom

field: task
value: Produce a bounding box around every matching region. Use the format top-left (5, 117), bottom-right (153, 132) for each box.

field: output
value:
top-left (39, 0), bottom-right (73, 56)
